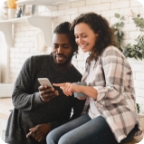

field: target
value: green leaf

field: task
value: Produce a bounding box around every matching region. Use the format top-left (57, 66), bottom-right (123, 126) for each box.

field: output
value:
top-left (118, 31), bottom-right (124, 38)
top-left (138, 52), bottom-right (142, 60)
top-left (130, 51), bottom-right (135, 56)
top-left (120, 16), bottom-right (125, 20)
top-left (115, 23), bottom-right (120, 27)
top-left (115, 13), bottom-right (120, 18)
top-left (119, 22), bottom-right (124, 27)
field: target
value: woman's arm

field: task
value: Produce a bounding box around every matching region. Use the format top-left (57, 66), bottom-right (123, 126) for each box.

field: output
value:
top-left (94, 47), bottom-right (127, 105)
top-left (53, 83), bottom-right (98, 99)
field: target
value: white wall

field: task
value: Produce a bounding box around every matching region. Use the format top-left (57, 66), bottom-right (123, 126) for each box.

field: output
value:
top-left (0, 32), bottom-right (10, 83)
top-left (0, 0), bottom-right (144, 113)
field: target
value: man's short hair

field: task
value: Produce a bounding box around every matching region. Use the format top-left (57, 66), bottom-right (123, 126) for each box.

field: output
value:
top-left (53, 22), bottom-right (78, 53)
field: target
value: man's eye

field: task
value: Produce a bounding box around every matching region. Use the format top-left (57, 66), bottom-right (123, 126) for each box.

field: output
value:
top-left (53, 45), bottom-right (59, 48)
top-left (63, 45), bottom-right (69, 48)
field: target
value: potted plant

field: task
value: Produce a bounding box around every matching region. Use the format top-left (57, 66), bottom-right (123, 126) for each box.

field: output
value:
top-left (111, 13), bottom-right (144, 60)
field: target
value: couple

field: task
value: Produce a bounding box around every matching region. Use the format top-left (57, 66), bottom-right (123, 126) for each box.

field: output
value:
top-left (5, 12), bottom-right (142, 144)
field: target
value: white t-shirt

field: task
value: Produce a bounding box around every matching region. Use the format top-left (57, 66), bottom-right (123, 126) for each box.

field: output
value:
top-left (83, 60), bottom-right (100, 119)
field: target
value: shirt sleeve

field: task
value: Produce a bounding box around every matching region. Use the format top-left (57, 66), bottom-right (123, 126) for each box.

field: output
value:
top-left (93, 48), bottom-right (126, 106)
top-left (12, 57), bottom-right (44, 111)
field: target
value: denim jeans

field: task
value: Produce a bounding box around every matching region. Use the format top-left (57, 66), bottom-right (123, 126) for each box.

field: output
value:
top-left (46, 114), bottom-right (138, 144)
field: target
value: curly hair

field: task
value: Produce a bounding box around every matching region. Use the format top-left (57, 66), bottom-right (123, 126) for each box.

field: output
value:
top-left (54, 21), bottom-right (78, 54)
top-left (71, 12), bottom-right (117, 61)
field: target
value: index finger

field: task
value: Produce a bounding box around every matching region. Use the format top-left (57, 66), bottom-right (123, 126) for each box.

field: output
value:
top-left (53, 83), bottom-right (66, 87)
top-left (26, 131), bottom-right (32, 138)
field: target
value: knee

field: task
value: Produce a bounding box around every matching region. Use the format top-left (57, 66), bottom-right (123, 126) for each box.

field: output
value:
top-left (46, 130), bottom-right (57, 144)
top-left (58, 135), bottom-right (70, 144)
top-left (46, 130), bottom-right (69, 144)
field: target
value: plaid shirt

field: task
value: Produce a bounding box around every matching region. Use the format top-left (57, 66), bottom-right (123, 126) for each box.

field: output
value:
top-left (82, 46), bottom-right (142, 143)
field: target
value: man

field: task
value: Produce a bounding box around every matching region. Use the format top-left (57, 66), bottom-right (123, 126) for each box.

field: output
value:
top-left (5, 22), bottom-right (85, 144)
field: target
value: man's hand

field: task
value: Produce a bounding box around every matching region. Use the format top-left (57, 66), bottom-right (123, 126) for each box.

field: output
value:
top-left (26, 124), bottom-right (51, 142)
top-left (38, 85), bottom-right (59, 102)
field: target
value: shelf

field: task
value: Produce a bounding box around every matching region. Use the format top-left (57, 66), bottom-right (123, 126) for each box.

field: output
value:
top-left (0, 0), bottom-right (81, 48)
top-left (16, 0), bottom-right (79, 5)
top-left (0, 16), bottom-right (30, 24)
top-left (0, 16), bottom-right (52, 47)
top-left (26, 16), bottom-right (52, 47)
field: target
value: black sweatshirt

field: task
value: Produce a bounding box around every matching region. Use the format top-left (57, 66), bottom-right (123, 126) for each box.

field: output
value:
top-left (5, 54), bottom-right (85, 144)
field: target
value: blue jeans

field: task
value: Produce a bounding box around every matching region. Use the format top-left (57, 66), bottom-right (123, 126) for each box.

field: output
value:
top-left (46, 114), bottom-right (137, 144)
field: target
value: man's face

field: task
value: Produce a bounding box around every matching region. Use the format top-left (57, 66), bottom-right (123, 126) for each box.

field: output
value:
top-left (52, 33), bottom-right (74, 67)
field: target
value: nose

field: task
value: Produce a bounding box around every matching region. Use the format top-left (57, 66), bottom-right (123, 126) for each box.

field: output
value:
top-left (57, 46), bottom-right (63, 53)
top-left (77, 37), bottom-right (84, 44)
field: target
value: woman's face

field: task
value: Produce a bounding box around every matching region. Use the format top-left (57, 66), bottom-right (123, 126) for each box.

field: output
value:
top-left (74, 22), bottom-right (98, 52)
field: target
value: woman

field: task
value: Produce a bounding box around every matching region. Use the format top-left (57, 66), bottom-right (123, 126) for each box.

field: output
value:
top-left (46, 12), bottom-right (142, 144)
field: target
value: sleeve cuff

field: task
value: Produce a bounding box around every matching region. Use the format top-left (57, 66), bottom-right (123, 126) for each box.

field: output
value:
top-left (93, 86), bottom-right (108, 101)
top-left (48, 121), bottom-right (59, 130)
top-left (33, 92), bottom-right (44, 105)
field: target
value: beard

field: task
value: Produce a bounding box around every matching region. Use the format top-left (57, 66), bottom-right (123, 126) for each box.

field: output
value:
top-left (51, 52), bottom-right (74, 67)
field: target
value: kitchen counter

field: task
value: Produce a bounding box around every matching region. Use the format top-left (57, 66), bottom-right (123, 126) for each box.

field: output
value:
top-left (0, 98), bottom-right (13, 119)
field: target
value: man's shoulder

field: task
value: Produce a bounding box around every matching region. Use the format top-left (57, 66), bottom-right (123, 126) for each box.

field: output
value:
top-left (23, 54), bottom-right (51, 68)
top-left (27, 54), bottom-right (51, 64)
top-left (69, 66), bottom-right (82, 79)
top-left (72, 66), bottom-right (82, 75)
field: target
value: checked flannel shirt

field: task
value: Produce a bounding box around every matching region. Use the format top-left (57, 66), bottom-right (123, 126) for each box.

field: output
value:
top-left (82, 46), bottom-right (142, 143)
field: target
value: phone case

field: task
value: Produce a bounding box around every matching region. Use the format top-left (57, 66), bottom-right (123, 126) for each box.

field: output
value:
top-left (38, 78), bottom-right (53, 87)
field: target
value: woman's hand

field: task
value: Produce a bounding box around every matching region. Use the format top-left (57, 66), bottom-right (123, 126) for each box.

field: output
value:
top-left (53, 82), bottom-right (80, 96)
top-left (54, 82), bottom-right (98, 99)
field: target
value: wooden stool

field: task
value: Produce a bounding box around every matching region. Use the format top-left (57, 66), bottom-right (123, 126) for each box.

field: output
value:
top-left (124, 134), bottom-right (143, 144)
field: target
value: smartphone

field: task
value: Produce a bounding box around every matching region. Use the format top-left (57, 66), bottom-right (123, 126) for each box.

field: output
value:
top-left (38, 78), bottom-right (53, 87)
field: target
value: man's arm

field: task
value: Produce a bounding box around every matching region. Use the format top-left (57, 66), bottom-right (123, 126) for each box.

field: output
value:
top-left (12, 57), bottom-right (43, 111)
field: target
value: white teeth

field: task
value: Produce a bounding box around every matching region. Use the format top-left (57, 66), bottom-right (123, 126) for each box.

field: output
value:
top-left (80, 44), bottom-right (87, 48)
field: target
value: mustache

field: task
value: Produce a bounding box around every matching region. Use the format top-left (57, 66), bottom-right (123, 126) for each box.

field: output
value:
top-left (56, 54), bottom-right (67, 58)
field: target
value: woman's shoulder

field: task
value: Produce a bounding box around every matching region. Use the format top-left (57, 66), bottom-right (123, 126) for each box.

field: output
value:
top-left (101, 45), bottom-right (125, 59)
